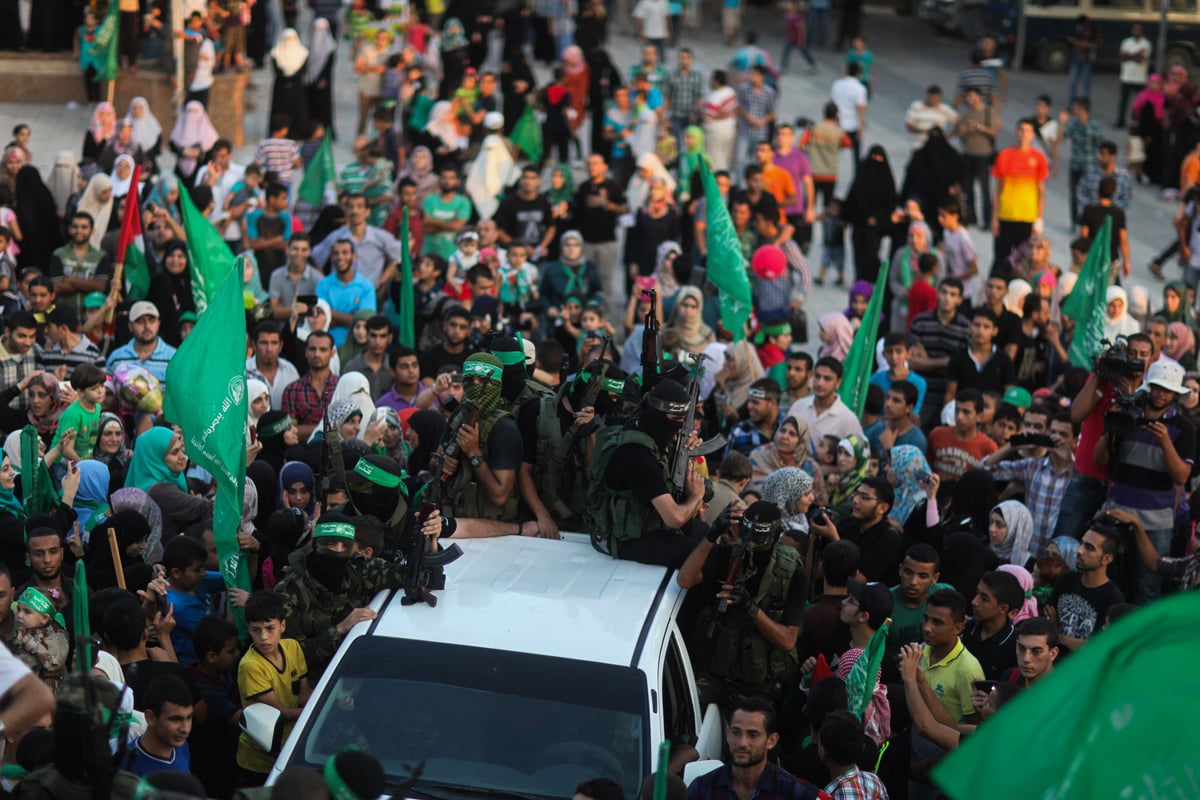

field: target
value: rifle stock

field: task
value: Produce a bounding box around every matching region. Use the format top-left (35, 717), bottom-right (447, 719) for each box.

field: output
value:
top-left (670, 354), bottom-right (726, 501)
top-left (641, 289), bottom-right (660, 392)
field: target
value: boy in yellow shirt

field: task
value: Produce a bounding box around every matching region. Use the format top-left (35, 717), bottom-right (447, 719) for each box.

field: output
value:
top-left (236, 590), bottom-right (311, 787)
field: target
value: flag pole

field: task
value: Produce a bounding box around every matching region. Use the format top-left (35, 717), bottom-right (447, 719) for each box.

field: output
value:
top-left (105, 261), bottom-right (124, 325)
top-left (107, 79), bottom-right (115, 106)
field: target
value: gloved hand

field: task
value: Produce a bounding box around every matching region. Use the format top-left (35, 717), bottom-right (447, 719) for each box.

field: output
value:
top-left (727, 585), bottom-right (760, 618)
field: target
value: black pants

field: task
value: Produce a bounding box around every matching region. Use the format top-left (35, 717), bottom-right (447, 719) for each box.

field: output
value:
top-left (962, 154), bottom-right (992, 227)
top-left (852, 223), bottom-right (882, 283)
top-left (1068, 165), bottom-right (1085, 227)
top-left (788, 214), bottom-right (813, 253)
top-left (614, 523), bottom-right (707, 570)
top-left (993, 220), bottom-right (1033, 275)
top-left (83, 65), bottom-right (100, 103)
top-left (1116, 81), bottom-right (1140, 127)
top-left (119, 10), bottom-right (140, 67)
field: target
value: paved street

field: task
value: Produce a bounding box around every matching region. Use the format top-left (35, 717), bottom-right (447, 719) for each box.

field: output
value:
top-left (0, 6), bottom-right (1180, 330)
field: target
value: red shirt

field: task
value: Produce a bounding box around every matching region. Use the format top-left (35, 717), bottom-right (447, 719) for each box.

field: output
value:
top-left (1074, 376), bottom-right (1113, 480)
top-left (907, 280), bottom-right (937, 330)
top-left (928, 426), bottom-right (998, 479)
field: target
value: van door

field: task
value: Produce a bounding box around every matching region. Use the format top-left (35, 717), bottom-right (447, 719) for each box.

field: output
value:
top-left (659, 623), bottom-right (723, 761)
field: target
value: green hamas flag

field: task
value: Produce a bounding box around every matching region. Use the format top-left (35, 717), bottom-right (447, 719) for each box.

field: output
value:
top-left (511, 104), bottom-right (543, 164)
top-left (73, 562), bottom-right (91, 675)
top-left (89, 0), bottom-right (119, 82)
top-left (699, 157), bottom-right (752, 341)
top-left (839, 261), bottom-right (889, 416)
top-left (20, 426), bottom-right (59, 516)
top-left (933, 591), bottom-right (1200, 799)
top-left (178, 183), bottom-right (236, 314)
top-left (398, 207), bottom-right (416, 348)
top-left (164, 269), bottom-right (251, 635)
top-left (1062, 216), bottom-right (1113, 368)
top-left (846, 619), bottom-right (890, 718)
top-left (297, 132), bottom-right (335, 207)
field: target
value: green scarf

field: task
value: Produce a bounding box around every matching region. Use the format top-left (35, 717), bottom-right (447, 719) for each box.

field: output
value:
top-left (677, 125), bottom-right (708, 197)
top-left (125, 427), bottom-right (187, 493)
top-left (548, 164), bottom-right (575, 206)
top-left (829, 434), bottom-right (872, 509)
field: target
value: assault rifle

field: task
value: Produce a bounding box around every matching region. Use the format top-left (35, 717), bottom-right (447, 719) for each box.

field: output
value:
top-left (706, 532), bottom-right (749, 639)
top-left (641, 289), bottom-right (661, 392)
top-left (671, 353), bottom-right (727, 502)
top-left (577, 334), bottom-right (611, 412)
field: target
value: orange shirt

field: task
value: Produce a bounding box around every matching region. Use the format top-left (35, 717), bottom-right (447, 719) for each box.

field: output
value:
top-left (992, 147), bottom-right (1049, 223)
top-left (1181, 151), bottom-right (1200, 192)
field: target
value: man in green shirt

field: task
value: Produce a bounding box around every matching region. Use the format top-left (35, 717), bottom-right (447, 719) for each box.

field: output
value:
top-left (421, 166), bottom-right (472, 259)
top-left (885, 543), bottom-right (954, 682)
top-left (48, 212), bottom-right (111, 317)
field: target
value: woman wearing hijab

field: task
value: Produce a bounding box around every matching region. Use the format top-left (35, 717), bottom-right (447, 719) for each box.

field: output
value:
top-left (257, 411), bottom-right (301, 474)
top-left (997, 564), bottom-right (1040, 623)
top-left (94, 412), bottom-right (132, 496)
top-left (500, 45), bottom-right (538, 139)
top-left (1134, 73), bottom-right (1166, 186)
top-left (1158, 280), bottom-right (1195, 329)
top-left (466, 117), bottom-right (518, 220)
top-left (127, 427), bottom-right (212, 541)
top-left (14, 165), bottom-right (65, 271)
top-left (109, 154), bottom-right (137, 200)
top-left (1103, 285), bottom-right (1140, 341)
top-left (142, 174), bottom-right (182, 225)
top-left (331, 372), bottom-right (377, 423)
top-left (817, 312), bottom-right (854, 361)
top-left (1166, 322), bottom-right (1197, 369)
top-left (421, 101), bottom-right (465, 165)
top-left (761, 466), bottom-right (817, 545)
top-left (988, 500), bottom-right (1034, 569)
top-left (306, 18), bottom-right (338, 139)
top-left (702, 70), bottom-right (738, 173)
top-left (677, 126), bottom-right (708, 206)
top-left (168, 102), bottom-right (220, 185)
top-left (279, 460), bottom-right (316, 517)
top-left (146, 240), bottom-right (197, 348)
top-left (72, 460), bottom-right (111, 540)
top-left (667, 286), bottom-right (715, 355)
top-left (750, 417), bottom-right (812, 490)
top-left (585, 47), bottom-right (622, 161)
top-left (270, 29), bottom-right (311, 141)
top-left (888, 444), bottom-right (934, 526)
top-left (900, 126), bottom-right (965, 235)
top-left (83, 102), bottom-right (116, 164)
top-left (888, 221), bottom-right (934, 325)
top-left (626, 178), bottom-right (680, 289)
top-left (126, 97), bottom-right (163, 166)
top-left (439, 19), bottom-right (471, 101)
top-left (46, 151), bottom-right (81, 220)
top-left (626, 153), bottom-right (677, 215)
top-left (24, 373), bottom-right (65, 447)
top-left (842, 145), bottom-right (896, 284)
top-left (96, 119), bottom-right (145, 174)
top-left (829, 434), bottom-right (870, 515)
top-left (395, 146), bottom-right (440, 207)
top-left (1163, 65), bottom-right (1200, 190)
top-left (86, 510), bottom-right (151, 592)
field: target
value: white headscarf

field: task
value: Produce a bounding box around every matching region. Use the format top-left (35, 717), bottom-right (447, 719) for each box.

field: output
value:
top-left (110, 154), bottom-right (136, 198)
top-left (1103, 285), bottom-right (1140, 341)
top-left (1004, 279), bottom-right (1032, 316)
top-left (626, 152), bottom-right (676, 212)
top-left (46, 150), bottom-right (80, 214)
top-left (247, 378), bottom-right (270, 425)
top-left (170, 101), bottom-right (220, 152)
top-left (126, 97), bottom-right (162, 152)
top-left (466, 134), bottom-right (517, 221)
top-left (306, 17), bottom-right (338, 84)
top-left (991, 500), bottom-right (1034, 567)
top-left (426, 101), bottom-right (461, 150)
top-left (272, 28), bottom-right (310, 78)
top-left (77, 173), bottom-right (114, 248)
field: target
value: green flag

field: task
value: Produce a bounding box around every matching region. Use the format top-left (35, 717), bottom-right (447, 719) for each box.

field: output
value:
top-left (297, 132), bottom-right (336, 207)
top-left (699, 157), bottom-right (752, 341)
top-left (933, 591), bottom-right (1200, 799)
top-left (20, 426), bottom-right (59, 517)
top-left (839, 261), bottom-right (889, 416)
top-left (845, 619), bottom-right (890, 719)
top-left (1062, 216), bottom-right (1113, 369)
top-left (89, 0), bottom-right (119, 83)
top-left (511, 104), bottom-right (543, 164)
top-left (73, 562), bottom-right (91, 675)
top-left (398, 207), bottom-right (416, 348)
top-left (178, 183), bottom-right (236, 314)
top-left (164, 268), bottom-right (251, 635)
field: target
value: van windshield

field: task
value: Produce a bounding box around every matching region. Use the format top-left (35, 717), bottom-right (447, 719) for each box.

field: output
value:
top-left (291, 638), bottom-right (649, 800)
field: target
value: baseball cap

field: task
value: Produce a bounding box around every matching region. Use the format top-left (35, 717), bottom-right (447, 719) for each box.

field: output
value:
top-left (129, 301), bottom-right (159, 321)
top-left (846, 579), bottom-right (894, 628)
top-left (83, 291), bottom-right (107, 310)
top-left (1003, 386), bottom-right (1032, 409)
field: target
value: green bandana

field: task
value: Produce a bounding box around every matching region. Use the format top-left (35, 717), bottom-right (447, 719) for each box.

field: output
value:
top-left (354, 459), bottom-right (402, 488)
top-left (314, 521), bottom-right (357, 541)
top-left (463, 359), bottom-right (502, 381)
top-left (492, 348), bottom-right (526, 366)
top-left (603, 377), bottom-right (626, 393)
top-left (260, 416), bottom-right (293, 437)
top-left (18, 587), bottom-right (65, 629)
top-left (324, 753), bottom-right (365, 800)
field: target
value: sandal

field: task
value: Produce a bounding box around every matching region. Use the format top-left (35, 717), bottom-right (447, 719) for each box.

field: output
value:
top-left (1149, 262), bottom-right (1165, 280)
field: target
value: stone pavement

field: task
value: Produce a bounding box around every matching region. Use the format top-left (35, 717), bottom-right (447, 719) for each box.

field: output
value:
top-left (0, 6), bottom-right (1181, 334)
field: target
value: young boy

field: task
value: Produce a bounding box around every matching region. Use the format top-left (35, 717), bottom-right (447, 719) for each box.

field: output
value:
top-left (128, 675), bottom-right (195, 778)
top-left (51, 363), bottom-right (106, 460)
top-left (497, 241), bottom-right (539, 314)
top-left (236, 591), bottom-right (310, 786)
top-left (188, 616), bottom-right (243, 799)
top-left (937, 201), bottom-right (980, 307)
top-left (906, 252), bottom-right (939, 327)
top-left (164, 536), bottom-right (228, 665)
top-left (10, 586), bottom-right (69, 695)
top-left (871, 333), bottom-right (928, 414)
top-left (815, 198), bottom-right (846, 287)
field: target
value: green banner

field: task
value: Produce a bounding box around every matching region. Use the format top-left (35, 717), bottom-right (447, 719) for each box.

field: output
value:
top-left (698, 157), bottom-right (752, 341)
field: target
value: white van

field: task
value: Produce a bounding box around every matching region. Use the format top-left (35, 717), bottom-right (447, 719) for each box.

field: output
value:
top-left (258, 534), bottom-right (725, 799)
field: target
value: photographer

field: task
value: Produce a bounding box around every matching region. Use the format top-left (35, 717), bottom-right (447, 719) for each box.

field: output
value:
top-left (1055, 333), bottom-right (1152, 540)
top-left (810, 476), bottom-right (901, 585)
top-left (1095, 361), bottom-right (1194, 603)
top-left (1108, 507), bottom-right (1200, 591)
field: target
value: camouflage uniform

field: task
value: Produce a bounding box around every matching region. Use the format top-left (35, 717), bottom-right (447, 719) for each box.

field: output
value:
top-left (9, 624), bottom-right (69, 695)
top-left (274, 551), bottom-right (407, 680)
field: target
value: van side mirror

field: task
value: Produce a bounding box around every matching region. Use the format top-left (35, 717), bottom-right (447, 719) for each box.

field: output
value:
top-left (241, 703), bottom-right (284, 753)
top-left (683, 760), bottom-right (724, 786)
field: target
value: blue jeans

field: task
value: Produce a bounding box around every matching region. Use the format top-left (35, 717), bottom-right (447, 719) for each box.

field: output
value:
top-left (1068, 59), bottom-right (1093, 103)
top-left (1136, 526), bottom-right (1173, 603)
top-left (807, 8), bottom-right (828, 48)
top-left (781, 42), bottom-right (816, 70)
top-left (1053, 474), bottom-right (1108, 539)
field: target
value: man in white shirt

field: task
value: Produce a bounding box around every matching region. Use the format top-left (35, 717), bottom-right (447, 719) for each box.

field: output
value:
top-left (193, 140), bottom-right (247, 242)
top-left (831, 62), bottom-right (868, 166)
top-left (905, 85), bottom-right (959, 149)
top-left (786, 356), bottom-right (865, 443)
top-left (1115, 25), bottom-right (1151, 127)
top-left (633, 0), bottom-right (671, 61)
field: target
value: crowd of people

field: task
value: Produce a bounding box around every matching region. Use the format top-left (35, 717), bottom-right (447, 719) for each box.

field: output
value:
top-left (0, 0), bottom-right (1197, 799)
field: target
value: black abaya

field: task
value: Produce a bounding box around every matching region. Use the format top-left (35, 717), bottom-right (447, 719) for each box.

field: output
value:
top-left (587, 49), bottom-right (623, 160)
top-left (306, 53), bottom-right (336, 139)
top-left (270, 60), bottom-right (311, 141)
top-left (501, 50), bottom-right (536, 136)
top-left (15, 166), bottom-right (64, 271)
top-left (842, 146), bottom-right (896, 284)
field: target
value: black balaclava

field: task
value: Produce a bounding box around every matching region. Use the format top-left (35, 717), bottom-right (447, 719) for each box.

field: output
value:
top-left (491, 335), bottom-right (527, 402)
top-left (641, 379), bottom-right (691, 447)
top-left (568, 360), bottom-right (628, 417)
top-left (306, 510), bottom-right (357, 590)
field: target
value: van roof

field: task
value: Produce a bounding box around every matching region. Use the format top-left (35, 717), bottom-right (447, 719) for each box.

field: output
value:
top-left (368, 535), bottom-right (677, 667)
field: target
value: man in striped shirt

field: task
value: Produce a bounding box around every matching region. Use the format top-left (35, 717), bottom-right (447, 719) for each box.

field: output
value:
top-left (254, 114), bottom-right (302, 187)
top-left (40, 306), bottom-right (103, 375)
top-left (954, 49), bottom-right (997, 109)
top-left (819, 712), bottom-right (889, 799)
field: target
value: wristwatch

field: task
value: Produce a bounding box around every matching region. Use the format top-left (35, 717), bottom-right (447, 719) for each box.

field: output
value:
top-left (469, 455), bottom-right (484, 469)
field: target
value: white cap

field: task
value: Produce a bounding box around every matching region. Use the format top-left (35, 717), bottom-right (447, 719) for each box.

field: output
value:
top-left (484, 111), bottom-right (504, 130)
top-left (129, 301), bottom-right (159, 321)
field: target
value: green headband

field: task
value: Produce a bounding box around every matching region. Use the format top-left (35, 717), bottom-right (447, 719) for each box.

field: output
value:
top-left (324, 753), bottom-right (365, 800)
top-left (575, 371), bottom-right (625, 395)
top-left (314, 521), bottom-right (357, 541)
top-left (354, 459), bottom-right (402, 488)
top-left (18, 587), bottom-right (65, 629)
top-left (463, 359), bottom-right (502, 381)
top-left (260, 416), bottom-right (293, 437)
top-left (761, 322), bottom-right (791, 337)
top-left (564, 295), bottom-right (583, 306)
top-left (491, 348), bottom-right (526, 366)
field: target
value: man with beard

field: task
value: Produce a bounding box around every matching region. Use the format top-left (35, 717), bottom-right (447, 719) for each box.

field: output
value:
top-left (105, 301), bottom-right (177, 384)
top-left (680, 502), bottom-right (807, 712)
top-left (420, 306), bottom-right (473, 384)
top-left (437, 353), bottom-right (522, 523)
top-left (524, 359), bottom-right (628, 537)
top-left (19, 523), bottom-right (81, 639)
top-left (687, 696), bottom-right (829, 800)
top-left (276, 511), bottom-right (440, 680)
top-left (590, 379), bottom-right (709, 568)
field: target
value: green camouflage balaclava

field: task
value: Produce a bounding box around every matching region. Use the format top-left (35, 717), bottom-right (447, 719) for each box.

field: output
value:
top-left (463, 353), bottom-right (504, 417)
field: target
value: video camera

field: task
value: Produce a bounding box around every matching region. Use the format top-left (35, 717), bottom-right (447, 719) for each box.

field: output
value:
top-left (1094, 337), bottom-right (1146, 382)
top-left (1103, 388), bottom-right (1152, 440)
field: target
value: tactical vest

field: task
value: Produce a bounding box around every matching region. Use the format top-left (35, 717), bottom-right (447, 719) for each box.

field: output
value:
top-left (695, 544), bottom-right (803, 695)
top-left (532, 392), bottom-right (591, 522)
top-left (587, 425), bottom-right (671, 556)
top-left (442, 407), bottom-right (519, 520)
top-left (510, 378), bottom-right (554, 416)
